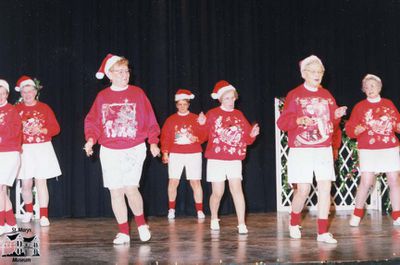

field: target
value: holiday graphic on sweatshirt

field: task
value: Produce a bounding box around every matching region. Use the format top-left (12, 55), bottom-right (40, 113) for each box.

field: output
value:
top-left (0, 111), bottom-right (6, 125)
top-left (364, 107), bottom-right (397, 145)
top-left (295, 97), bottom-right (333, 146)
top-left (212, 115), bottom-right (246, 156)
top-left (174, 125), bottom-right (196, 145)
top-left (102, 99), bottom-right (138, 139)
top-left (20, 110), bottom-right (45, 143)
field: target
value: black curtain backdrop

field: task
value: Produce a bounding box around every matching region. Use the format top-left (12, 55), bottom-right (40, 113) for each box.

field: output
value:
top-left (1, 0), bottom-right (400, 218)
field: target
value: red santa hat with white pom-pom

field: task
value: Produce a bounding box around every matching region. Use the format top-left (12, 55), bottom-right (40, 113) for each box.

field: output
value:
top-left (211, 80), bottom-right (236, 100)
top-left (95, 53), bottom-right (123, 79)
top-left (15, 75), bottom-right (35, 92)
top-left (0, 80), bottom-right (9, 92)
top-left (175, 89), bottom-right (195, 101)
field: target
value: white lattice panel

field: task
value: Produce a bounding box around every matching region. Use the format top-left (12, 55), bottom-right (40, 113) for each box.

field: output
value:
top-left (275, 98), bottom-right (387, 212)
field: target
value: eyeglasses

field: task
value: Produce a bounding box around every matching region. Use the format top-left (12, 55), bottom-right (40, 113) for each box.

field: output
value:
top-left (110, 69), bottom-right (131, 75)
top-left (304, 69), bottom-right (324, 75)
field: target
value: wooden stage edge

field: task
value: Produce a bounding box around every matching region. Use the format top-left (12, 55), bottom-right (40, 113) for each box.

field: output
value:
top-left (1, 211), bottom-right (400, 264)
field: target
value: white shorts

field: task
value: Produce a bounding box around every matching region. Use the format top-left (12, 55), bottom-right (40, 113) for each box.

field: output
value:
top-left (19, 142), bottom-right (61, 180)
top-left (359, 147), bottom-right (400, 173)
top-left (0, 151), bottom-right (20, 186)
top-left (206, 159), bottom-right (242, 182)
top-left (169, 152), bottom-right (202, 180)
top-left (288, 147), bottom-right (335, 184)
top-left (100, 143), bottom-right (147, 189)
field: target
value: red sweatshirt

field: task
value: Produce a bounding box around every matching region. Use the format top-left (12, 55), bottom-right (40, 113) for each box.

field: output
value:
top-left (204, 107), bottom-right (255, 160)
top-left (0, 103), bottom-right (22, 152)
top-left (277, 84), bottom-right (340, 148)
top-left (85, 85), bottom-right (160, 149)
top-left (15, 101), bottom-right (60, 144)
top-left (345, 98), bottom-right (400, 149)
top-left (161, 112), bottom-right (205, 154)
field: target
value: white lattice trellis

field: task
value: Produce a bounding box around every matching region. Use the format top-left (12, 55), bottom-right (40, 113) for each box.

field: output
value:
top-left (275, 98), bottom-right (389, 212)
top-left (15, 180), bottom-right (40, 219)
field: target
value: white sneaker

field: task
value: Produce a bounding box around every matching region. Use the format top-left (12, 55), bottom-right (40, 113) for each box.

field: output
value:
top-left (40, 217), bottom-right (50, 227)
top-left (210, 219), bottom-right (220, 230)
top-left (197, 211), bottom-right (205, 219)
top-left (289, 225), bottom-right (301, 239)
top-left (237, 224), bottom-right (248, 234)
top-left (113, 233), bottom-right (130, 245)
top-left (3, 224), bottom-right (18, 234)
top-left (0, 226), bottom-right (4, 235)
top-left (167, 209), bottom-right (175, 219)
top-left (393, 217), bottom-right (400, 226)
top-left (317, 233), bottom-right (337, 244)
top-left (137, 225), bottom-right (151, 242)
top-left (349, 215), bottom-right (361, 227)
top-left (21, 212), bottom-right (33, 223)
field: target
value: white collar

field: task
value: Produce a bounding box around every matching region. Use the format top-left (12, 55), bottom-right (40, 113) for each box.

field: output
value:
top-left (177, 111), bottom-right (190, 116)
top-left (0, 101), bottom-right (7, 107)
top-left (304, 83), bottom-right (318, 92)
top-left (111, 85), bottom-right (128, 91)
top-left (367, 96), bottom-right (381, 103)
top-left (220, 106), bottom-right (234, 112)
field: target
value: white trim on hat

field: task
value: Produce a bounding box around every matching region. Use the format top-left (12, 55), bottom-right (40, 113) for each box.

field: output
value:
top-left (175, 93), bottom-right (195, 101)
top-left (0, 80), bottom-right (9, 92)
top-left (15, 79), bottom-right (35, 92)
top-left (104, 56), bottom-right (122, 78)
top-left (211, 85), bottom-right (235, 99)
top-left (300, 55), bottom-right (324, 72)
top-left (363, 74), bottom-right (382, 84)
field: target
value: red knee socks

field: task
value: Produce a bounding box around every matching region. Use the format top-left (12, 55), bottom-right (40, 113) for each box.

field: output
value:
top-left (195, 203), bottom-right (203, 212)
top-left (135, 214), bottom-right (146, 227)
top-left (40, 207), bottom-right (48, 218)
top-left (290, 212), bottom-right (301, 226)
top-left (5, 209), bottom-right (16, 226)
top-left (317, 219), bottom-right (328, 235)
top-left (118, 222), bottom-right (129, 235)
top-left (392, 211), bottom-right (400, 220)
top-left (25, 202), bottom-right (33, 213)
top-left (354, 208), bottom-right (364, 218)
top-left (169, 201), bottom-right (176, 210)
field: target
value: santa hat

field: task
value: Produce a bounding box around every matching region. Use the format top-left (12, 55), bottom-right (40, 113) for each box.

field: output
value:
top-left (96, 53), bottom-right (123, 79)
top-left (299, 55), bottom-right (324, 72)
top-left (0, 79), bottom-right (9, 92)
top-left (363, 74), bottom-right (382, 84)
top-left (211, 80), bottom-right (236, 99)
top-left (175, 89), bottom-right (195, 101)
top-left (15, 75), bottom-right (35, 92)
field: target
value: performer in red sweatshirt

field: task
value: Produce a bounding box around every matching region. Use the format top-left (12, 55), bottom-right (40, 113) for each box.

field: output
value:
top-left (84, 54), bottom-right (160, 245)
top-left (198, 80), bottom-right (259, 234)
top-left (346, 74), bottom-right (400, 227)
top-left (161, 89), bottom-right (206, 220)
top-left (15, 75), bottom-right (61, 227)
top-left (277, 55), bottom-right (347, 244)
top-left (0, 79), bottom-right (21, 235)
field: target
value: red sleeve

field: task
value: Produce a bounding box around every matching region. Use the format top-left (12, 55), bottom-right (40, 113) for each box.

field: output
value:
top-left (345, 103), bottom-right (363, 139)
top-left (387, 100), bottom-right (400, 134)
top-left (327, 91), bottom-right (340, 127)
top-left (43, 104), bottom-right (60, 137)
top-left (160, 116), bottom-right (173, 153)
top-left (84, 94), bottom-right (103, 143)
top-left (276, 92), bottom-right (299, 132)
top-left (240, 111), bottom-right (256, 145)
top-left (142, 93), bottom-right (160, 144)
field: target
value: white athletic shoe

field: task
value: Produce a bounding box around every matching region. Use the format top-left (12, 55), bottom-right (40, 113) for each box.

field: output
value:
top-left (40, 217), bottom-right (50, 227)
top-left (21, 212), bottom-right (33, 223)
top-left (137, 225), bottom-right (151, 242)
top-left (210, 219), bottom-right (220, 231)
top-left (113, 233), bottom-right (130, 245)
top-left (3, 224), bottom-right (18, 234)
top-left (0, 226), bottom-right (4, 235)
top-left (393, 217), bottom-right (400, 226)
top-left (167, 209), bottom-right (175, 219)
top-left (289, 225), bottom-right (301, 239)
top-left (317, 233), bottom-right (337, 244)
top-left (197, 211), bottom-right (205, 219)
top-left (237, 224), bottom-right (248, 234)
top-left (349, 214), bottom-right (361, 227)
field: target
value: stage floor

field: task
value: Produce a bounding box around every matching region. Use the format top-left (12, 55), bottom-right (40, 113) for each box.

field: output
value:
top-left (1, 211), bottom-right (400, 264)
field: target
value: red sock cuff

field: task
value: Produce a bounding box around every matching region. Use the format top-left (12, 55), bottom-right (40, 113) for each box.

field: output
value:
top-left (168, 201), bottom-right (176, 210)
top-left (5, 209), bottom-right (16, 226)
top-left (25, 203), bottom-right (33, 213)
top-left (290, 212), bottom-right (301, 226)
top-left (40, 207), bottom-right (48, 218)
top-left (317, 219), bottom-right (329, 235)
top-left (118, 222), bottom-right (129, 235)
top-left (195, 203), bottom-right (203, 212)
top-left (392, 211), bottom-right (400, 220)
top-left (354, 208), bottom-right (364, 218)
top-left (134, 214), bottom-right (146, 227)
top-left (0, 211), bottom-right (5, 226)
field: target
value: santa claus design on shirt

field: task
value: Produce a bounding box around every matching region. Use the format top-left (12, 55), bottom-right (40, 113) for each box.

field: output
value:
top-left (212, 115), bottom-right (244, 155)
top-left (295, 97), bottom-right (333, 145)
top-left (0, 112), bottom-right (6, 125)
top-left (20, 111), bottom-right (45, 143)
top-left (174, 125), bottom-right (195, 145)
top-left (364, 107), bottom-right (397, 144)
top-left (102, 99), bottom-right (138, 139)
